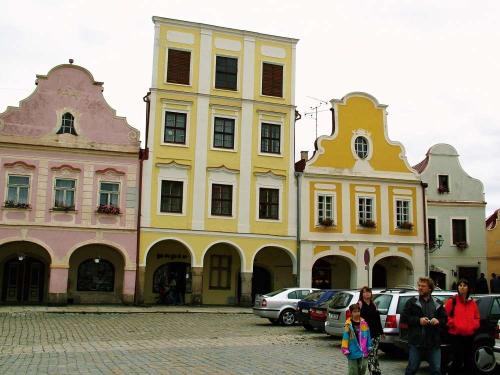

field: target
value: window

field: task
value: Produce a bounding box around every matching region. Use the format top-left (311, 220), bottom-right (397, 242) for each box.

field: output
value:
top-left (209, 255), bottom-right (231, 289)
top-left (354, 136), bottom-right (369, 159)
top-left (260, 123), bottom-right (280, 154)
top-left (7, 175), bottom-right (30, 204)
top-left (166, 49), bottom-right (191, 85)
top-left (262, 63), bottom-right (283, 97)
top-left (428, 218), bottom-right (437, 246)
top-left (318, 194), bottom-right (333, 224)
top-left (54, 179), bottom-right (76, 209)
top-left (77, 259), bottom-right (115, 292)
top-left (438, 175), bottom-right (449, 193)
top-left (396, 199), bottom-right (410, 227)
top-left (215, 56), bottom-right (237, 90)
top-left (99, 182), bottom-right (119, 206)
top-left (211, 184), bottom-right (232, 216)
top-left (452, 219), bottom-right (467, 244)
top-left (160, 180), bottom-right (183, 213)
top-left (259, 188), bottom-right (279, 220)
top-left (57, 112), bottom-right (77, 135)
top-left (358, 197), bottom-right (373, 225)
top-left (164, 112), bottom-right (187, 144)
top-left (213, 117), bottom-right (235, 149)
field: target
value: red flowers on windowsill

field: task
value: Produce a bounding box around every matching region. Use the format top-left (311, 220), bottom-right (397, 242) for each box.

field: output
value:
top-left (96, 204), bottom-right (121, 215)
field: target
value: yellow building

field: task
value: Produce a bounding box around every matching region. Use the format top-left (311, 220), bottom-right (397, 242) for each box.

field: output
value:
top-left (139, 17), bottom-right (299, 305)
top-left (296, 93), bottom-right (426, 289)
top-left (486, 209), bottom-right (500, 278)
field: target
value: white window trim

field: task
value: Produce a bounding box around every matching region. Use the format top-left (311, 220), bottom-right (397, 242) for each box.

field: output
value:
top-left (258, 119), bottom-right (284, 157)
top-left (5, 174), bottom-right (32, 206)
top-left (393, 197), bottom-right (413, 229)
top-left (164, 47), bottom-right (193, 86)
top-left (315, 191), bottom-right (337, 227)
top-left (449, 216), bottom-right (469, 247)
top-left (259, 61), bottom-right (285, 98)
top-left (210, 113), bottom-right (239, 153)
top-left (255, 176), bottom-right (283, 223)
top-left (157, 178), bottom-right (187, 216)
top-left (54, 108), bottom-right (81, 136)
top-left (351, 129), bottom-right (373, 161)
top-left (53, 178), bottom-right (77, 209)
top-left (160, 108), bottom-right (190, 147)
top-left (97, 181), bottom-right (121, 207)
top-left (213, 54), bottom-right (240, 93)
top-left (208, 182), bottom-right (236, 219)
top-left (355, 193), bottom-right (376, 227)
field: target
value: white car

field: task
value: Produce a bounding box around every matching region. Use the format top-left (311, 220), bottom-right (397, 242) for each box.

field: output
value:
top-left (253, 287), bottom-right (318, 326)
top-left (494, 319), bottom-right (500, 365)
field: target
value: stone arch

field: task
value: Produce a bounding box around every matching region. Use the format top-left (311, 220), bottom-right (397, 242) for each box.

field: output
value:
top-left (201, 240), bottom-right (245, 271)
top-left (143, 237), bottom-right (195, 267)
top-left (371, 254), bottom-right (414, 288)
top-left (64, 240), bottom-right (132, 269)
top-left (0, 237), bottom-right (55, 265)
top-left (251, 244), bottom-right (296, 274)
top-left (312, 251), bottom-right (357, 289)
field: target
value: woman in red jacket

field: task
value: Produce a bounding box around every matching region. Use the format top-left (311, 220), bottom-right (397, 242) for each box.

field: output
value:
top-left (444, 278), bottom-right (480, 374)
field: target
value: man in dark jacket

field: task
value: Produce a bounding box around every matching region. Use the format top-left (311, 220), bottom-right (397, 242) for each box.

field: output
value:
top-left (476, 273), bottom-right (489, 294)
top-left (401, 277), bottom-right (447, 375)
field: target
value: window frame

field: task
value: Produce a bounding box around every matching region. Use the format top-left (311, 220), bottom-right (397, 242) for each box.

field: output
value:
top-left (258, 187), bottom-right (280, 220)
top-left (395, 198), bottom-right (412, 228)
top-left (428, 217), bottom-right (438, 247)
top-left (261, 62), bottom-right (284, 98)
top-left (209, 254), bottom-right (232, 290)
top-left (356, 194), bottom-right (376, 226)
top-left (259, 122), bottom-right (282, 155)
top-left (56, 112), bottom-right (77, 135)
top-left (160, 180), bottom-right (184, 214)
top-left (438, 174), bottom-right (450, 193)
top-left (163, 111), bottom-right (188, 145)
top-left (451, 217), bottom-right (468, 246)
top-left (210, 183), bottom-right (233, 217)
top-left (165, 48), bottom-right (192, 86)
top-left (212, 116), bottom-right (235, 150)
top-left (354, 136), bottom-right (369, 159)
top-left (214, 55), bottom-right (238, 91)
top-left (6, 174), bottom-right (30, 205)
top-left (98, 181), bottom-right (120, 207)
top-left (316, 192), bottom-right (336, 226)
top-left (53, 178), bottom-right (76, 209)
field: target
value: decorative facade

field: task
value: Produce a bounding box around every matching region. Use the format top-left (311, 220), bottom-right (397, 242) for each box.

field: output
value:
top-left (296, 93), bottom-right (425, 289)
top-left (415, 144), bottom-right (487, 289)
top-left (139, 18), bottom-right (298, 305)
top-left (0, 62), bottom-right (140, 304)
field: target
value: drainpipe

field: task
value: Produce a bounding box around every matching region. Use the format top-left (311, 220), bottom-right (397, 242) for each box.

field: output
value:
top-left (421, 182), bottom-right (429, 277)
top-left (295, 171), bottom-right (302, 287)
top-left (134, 92), bottom-right (150, 305)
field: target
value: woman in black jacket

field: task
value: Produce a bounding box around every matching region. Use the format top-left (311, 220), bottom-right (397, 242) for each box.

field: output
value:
top-left (358, 286), bottom-right (384, 375)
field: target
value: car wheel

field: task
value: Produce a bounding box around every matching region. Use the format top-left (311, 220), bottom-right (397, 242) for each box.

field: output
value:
top-left (268, 318), bottom-right (279, 325)
top-left (303, 323), bottom-right (314, 331)
top-left (279, 309), bottom-right (296, 326)
top-left (473, 340), bottom-right (497, 374)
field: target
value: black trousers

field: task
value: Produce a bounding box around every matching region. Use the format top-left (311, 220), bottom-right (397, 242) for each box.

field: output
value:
top-left (449, 334), bottom-right (473, 374)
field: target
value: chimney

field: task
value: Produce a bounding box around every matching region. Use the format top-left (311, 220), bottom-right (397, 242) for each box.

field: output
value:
top-left (300, 151), bottom-right (308, 161)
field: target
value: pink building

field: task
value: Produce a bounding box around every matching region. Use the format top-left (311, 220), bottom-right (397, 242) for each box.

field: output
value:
top-left (0, 61), bottom-right (140, 305)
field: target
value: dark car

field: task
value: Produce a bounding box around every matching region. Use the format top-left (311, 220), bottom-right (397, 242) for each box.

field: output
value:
top-left (399, 294), bottom-right (500, 374)
top-left (296, 289), bottom-right (339, 331)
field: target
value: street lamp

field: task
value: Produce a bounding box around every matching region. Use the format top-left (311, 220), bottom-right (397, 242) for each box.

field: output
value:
top-left (429, 235), bottom-right (444, 253)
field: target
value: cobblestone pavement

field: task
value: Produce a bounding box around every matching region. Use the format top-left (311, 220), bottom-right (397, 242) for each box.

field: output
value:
top-left (0, 312), bottom-right (431, 374)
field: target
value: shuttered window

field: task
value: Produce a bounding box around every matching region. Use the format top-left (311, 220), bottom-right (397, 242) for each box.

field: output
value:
top-left (262, 63), bottom-right (283, 97)
top-left (452, 219), bottom-right (467, 244)
top-left (166, 49), bottom-right (191, 85)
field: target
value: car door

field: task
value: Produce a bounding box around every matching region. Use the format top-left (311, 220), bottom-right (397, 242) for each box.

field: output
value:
top-left (287, 289), bottom-right (313, 309)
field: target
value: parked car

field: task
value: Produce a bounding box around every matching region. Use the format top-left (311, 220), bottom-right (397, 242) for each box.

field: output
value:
top-left (494, 319), bottom-right (500, 367)
top-left (373, 288), bottom-right (455, 354)
top-left (296, 289), bottom-right (339, 331)
top-left (253, 287), bottom-right (319, 326)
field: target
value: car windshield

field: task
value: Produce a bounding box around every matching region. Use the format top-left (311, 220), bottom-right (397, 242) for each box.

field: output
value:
top-left (264, 288), bottom-right (288, 297)
top-left (374, 294), bottom-right (393, 315)
top-left (303, 291), bottom-right (324, 302)
top-left (329, 292), bottom-right (353, 309)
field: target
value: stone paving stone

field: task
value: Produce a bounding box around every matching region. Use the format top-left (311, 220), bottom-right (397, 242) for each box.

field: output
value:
top-left (0, 312), bottom-right (433, 374)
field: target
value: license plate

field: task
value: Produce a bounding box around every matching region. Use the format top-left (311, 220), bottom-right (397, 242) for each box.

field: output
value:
top-left (302, 309), bottom-right (308, 313)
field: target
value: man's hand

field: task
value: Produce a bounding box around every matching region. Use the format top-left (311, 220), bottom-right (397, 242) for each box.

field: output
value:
top-left (429, 318), bottom-right (439, 326)
top-left (420, 317), bottom-right (429, 326)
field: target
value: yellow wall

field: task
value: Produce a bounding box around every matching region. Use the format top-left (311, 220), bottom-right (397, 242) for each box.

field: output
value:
top-left (388, 186), bottom-right (418, 236)
top-left (487, 223), bottom-right (500, 276)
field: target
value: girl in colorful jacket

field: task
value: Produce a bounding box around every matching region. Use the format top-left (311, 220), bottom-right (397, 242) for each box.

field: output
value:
top-left (445, 278), bottom-right (480, 374)
top-left (341, 303), bottom-right (373, 375)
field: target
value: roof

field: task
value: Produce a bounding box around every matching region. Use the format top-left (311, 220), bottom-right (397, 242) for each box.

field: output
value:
top-left (412, 156), bottom-right (429, 173)
top-left (486, 209), bottom-right (500, 230)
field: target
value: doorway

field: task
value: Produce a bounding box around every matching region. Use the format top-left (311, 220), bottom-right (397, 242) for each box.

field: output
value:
top-left (458, 267), bottom-right (478, 292)
top-left (372, 264), bottom-right (387, 288)
top-left (2, 257), bottom-right (45, 303)
top-left (430, 271), bottom-right (446, 290)
top-left (252, 266), bottom-right (271, 302)
top-left (153, 262), bottom-right (188, 305)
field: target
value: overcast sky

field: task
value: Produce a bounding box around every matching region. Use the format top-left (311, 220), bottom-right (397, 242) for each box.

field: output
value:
top-left (1, 0), bottom-right (499, 217)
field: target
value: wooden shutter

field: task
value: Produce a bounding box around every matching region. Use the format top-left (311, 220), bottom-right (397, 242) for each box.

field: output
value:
top-left (262, 63), bottom-right (283, 97)
top-left (167, 49), bottom-right (191, 85)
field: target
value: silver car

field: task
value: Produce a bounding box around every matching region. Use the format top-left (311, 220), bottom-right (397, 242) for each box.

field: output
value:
top-left (253, 287), bottom-right (318, 326)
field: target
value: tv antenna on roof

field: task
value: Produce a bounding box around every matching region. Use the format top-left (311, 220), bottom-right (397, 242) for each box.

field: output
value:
top-left (304, 96), bottom-right (329, 140)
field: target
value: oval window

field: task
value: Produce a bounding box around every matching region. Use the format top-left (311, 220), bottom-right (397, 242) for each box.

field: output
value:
top-left (354, 136), bottom-right (369, 159)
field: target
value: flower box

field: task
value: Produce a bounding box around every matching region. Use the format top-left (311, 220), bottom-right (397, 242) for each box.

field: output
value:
top-left (52, 205), bottom-right (76, 212)
top-left (360, 220), bottom-right (376, 228)
top-left (4, 200), bottom-right (31, 209)
top-left (397, 222), bottom-right (414, 230)
top-left (319, 218), bottom-right (334, 227)
top-left (96, 204), bottom-right (121, 215)
top-left (455, 241), bottom-right (468, 250)
top-left (437, 186), bottom-right (449, 194)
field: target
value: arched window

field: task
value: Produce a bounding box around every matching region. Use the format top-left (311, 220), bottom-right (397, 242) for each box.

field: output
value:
top-left (77, 259), bottom-right (114, 292)
top-left (354, 136), bottom-right (369, 159)
top-left (57, 112), bottom-right (77, 135)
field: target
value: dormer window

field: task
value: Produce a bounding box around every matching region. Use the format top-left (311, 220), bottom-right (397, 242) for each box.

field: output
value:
top-left (354, 136), bottom-right (369, 159)
top-left (438, 175), bottom-right (449, 193)
top-left (57, 112), bottom-right (77, 135)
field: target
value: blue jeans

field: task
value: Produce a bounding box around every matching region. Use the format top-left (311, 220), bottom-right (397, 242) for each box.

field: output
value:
top-left (405, 344), bottom-right (441, 375)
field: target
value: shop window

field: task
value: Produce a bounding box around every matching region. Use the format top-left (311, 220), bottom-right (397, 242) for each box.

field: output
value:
top-left (209, 255), bottom-right (231, 289)
top-left (77, 259), bottom-right (115, 292)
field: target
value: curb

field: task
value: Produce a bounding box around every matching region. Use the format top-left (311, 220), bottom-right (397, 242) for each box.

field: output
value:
top-left (0, 306), bottom-right (254, 315)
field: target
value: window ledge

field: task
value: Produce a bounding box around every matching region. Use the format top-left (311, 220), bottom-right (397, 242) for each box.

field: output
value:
top-left (95, 212), bottom-right (122, 216)
top-left (50, 208), bottom-right (77, 213)
top-left (257, 152), bottom-right (283, 158)
top-left (213, 87), bottom-right (239, 93)
top-left (2, 206), bottom-right (32, 211)
top-left (260, 94), bottom-right (285, 100)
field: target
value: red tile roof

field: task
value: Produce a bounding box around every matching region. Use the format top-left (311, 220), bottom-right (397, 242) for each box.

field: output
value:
top-left (486, 209), bottom-right (500, 230)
